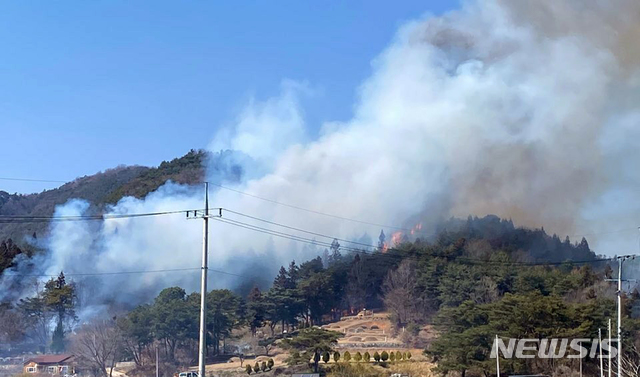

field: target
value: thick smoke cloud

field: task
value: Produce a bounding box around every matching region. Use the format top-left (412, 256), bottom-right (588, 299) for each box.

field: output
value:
top-left (4, 0), bottom-right (640, 308)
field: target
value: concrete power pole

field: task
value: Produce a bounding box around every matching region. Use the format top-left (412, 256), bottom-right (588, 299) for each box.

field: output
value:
top-left (609, 319), bottom-right (612, 377)
top-left (198, 182), bottom-right (209, 377)
top-left (606, 255), bottom-right (635, 377)
top-left (599, 328), bottom-right (604, 377)
top-left (617, 257), bottom-right (622, 377)
top-left (496, 335), bottom-right (500, 377)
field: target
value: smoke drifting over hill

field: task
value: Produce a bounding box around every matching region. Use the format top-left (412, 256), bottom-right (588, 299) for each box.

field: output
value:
top-left (3, 0), bottom-right (640, 309)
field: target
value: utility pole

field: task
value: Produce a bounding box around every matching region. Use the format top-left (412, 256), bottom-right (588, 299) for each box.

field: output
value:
top-left (605, 255), bottom-right (635, 377)
top-left (199, 182), bottom-right (209, 377)
top-left (496, 335), bottom-right (500, 377)
top-left (156, 346), bottom-right (159, 377)
top-left (609, 318), bottom-right (612, 377)
top-left (617, 257), bottom-right (622, 377)
top-left (186, 182), bottom-right (211, 377)
top-left (599, 328), bottom-right (604, 377)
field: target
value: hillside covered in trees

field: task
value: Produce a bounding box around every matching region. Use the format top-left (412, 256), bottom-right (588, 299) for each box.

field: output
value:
top-left (0, 150), bottom-right (206, 244)
top-left (2, 214), bottom-right (630, 377)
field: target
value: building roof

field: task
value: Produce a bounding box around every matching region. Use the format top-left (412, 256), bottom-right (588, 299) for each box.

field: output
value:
top-left (24, 354), bottom-right (74, 366)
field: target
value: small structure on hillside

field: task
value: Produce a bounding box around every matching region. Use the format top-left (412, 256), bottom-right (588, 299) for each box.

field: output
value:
top-left (23, 354), bottom-right (75, 375)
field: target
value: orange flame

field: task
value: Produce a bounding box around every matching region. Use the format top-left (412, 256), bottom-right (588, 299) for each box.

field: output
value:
top-left (391, 231), bottom-right (403, 246)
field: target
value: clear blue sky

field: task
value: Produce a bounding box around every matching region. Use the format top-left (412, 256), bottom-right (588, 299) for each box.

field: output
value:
top-left (0, 1), bottom-right (456, 194)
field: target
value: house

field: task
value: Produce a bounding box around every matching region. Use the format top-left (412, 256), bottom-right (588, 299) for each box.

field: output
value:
top-left (23, 354), bottom-right (75, 375)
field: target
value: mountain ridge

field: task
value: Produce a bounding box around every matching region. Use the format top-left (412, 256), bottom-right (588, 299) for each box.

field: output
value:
top-left (0, 149), bottom-right (207, 244)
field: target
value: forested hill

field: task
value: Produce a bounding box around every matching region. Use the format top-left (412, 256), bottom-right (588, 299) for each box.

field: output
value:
top-left (0, 149), bottom-right (207, 244)
top-left (435, 215), bottom-right (596, 263)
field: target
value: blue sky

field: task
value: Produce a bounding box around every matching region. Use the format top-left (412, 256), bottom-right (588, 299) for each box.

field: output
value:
top-left (0, 1), bottom-right (456, 194)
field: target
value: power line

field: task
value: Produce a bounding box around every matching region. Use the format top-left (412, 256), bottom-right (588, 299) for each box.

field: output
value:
top-left (0, 209), bottom-right (217, 224)
top-left (222, 208), bottom-right (379, 249)
top-left (209, 182), bottom-right (416, 232)
top-left (2, 173), bottom-right (638, 240)
top-left (0, 177), bottom-right (68, 184)
top-left (213, 217), bottom-right (366, 253)
top-left (2, 266), bottom-right (245, 278)
top-left (213, 212), bottom-right (618, 267)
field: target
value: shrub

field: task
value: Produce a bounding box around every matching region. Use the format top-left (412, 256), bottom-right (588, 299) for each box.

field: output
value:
top-left (355, 352), bottom-right (362, 362)
top-left (381, 351), bottom-right (389, 361)
top-left (333, 351), bottom-right (341, 363)
top-left (328, 363), bottom-right (384, 377)
top-left (261, 361), bottom-right (267, 372)
top-left (267, 358), bottom-right (274, 370)
top-left (390, 352), bottom-right (395, 362)
top-left (373, 351), bottom-right (381, 362)
top-left (246, 364), bottom-right (252, 375)
top-left (254, 362), bottom-right (260, 373)
top-left (396, 351), bottom-right (403, 361)
top-left (323, 351), bottom-right (330, 363)
top-left (406, 351), bottom-right (412, 360)
top-left (363, 352), bottom-right (370, 362)
top-left (344, 351), bottom-right (351, 362)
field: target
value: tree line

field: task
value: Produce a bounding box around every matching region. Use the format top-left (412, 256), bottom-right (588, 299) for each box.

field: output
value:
top-left (3, 214), bottom-right (630, 377)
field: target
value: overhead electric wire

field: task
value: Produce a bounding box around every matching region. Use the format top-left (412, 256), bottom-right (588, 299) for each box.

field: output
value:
top-left (209, 182), bottom-right (418, 232)
top-left (213, 216), bottom-right (370, 253)
top-left (222, 208), bottom-right (380, 249)
top-left (2, 266), bottom-right (246, 278)
top-left (212, 213), bottom-right (618, 267)
top-left (0, 209), bottom-right (219, 224)
top-left (0, 177), bottom-right (68, 183)
top-left (3, 174), bottom-right (638, 239)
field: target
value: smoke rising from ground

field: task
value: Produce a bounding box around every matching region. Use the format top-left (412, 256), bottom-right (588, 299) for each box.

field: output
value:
top-left (4, 0), bottom-right (640, 308)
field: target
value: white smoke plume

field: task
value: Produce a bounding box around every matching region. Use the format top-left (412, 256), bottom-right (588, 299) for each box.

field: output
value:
top-left (5, 0), bottom-right (640, 308)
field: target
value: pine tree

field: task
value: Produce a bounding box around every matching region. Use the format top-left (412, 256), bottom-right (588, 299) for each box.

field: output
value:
top-left (273, 267), bottom-right (289, 290)
top-left (50, 320), bottom-right (65, 353)
top-left (330, 239), bottom-right (341, 258)
top-left (247, 286), bottom-right (265, 336)
top-left (378, 230), bottom-right (386, 250)
top-left (44, 272), bottom-right (76, 353)
top-left (287, 261), bottom-right (299, 288)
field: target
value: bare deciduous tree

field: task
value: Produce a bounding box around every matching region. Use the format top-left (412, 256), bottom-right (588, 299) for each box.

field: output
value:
top-left (382, 259), bottom-right (421, 325)
top-left (0, 306), bottom-right (24, 343)
top-left (470, 276), bottom-right (499, 304)
top-left (620, 346), bottom-right (640, 377)
top-left (71, 319), bottom-right (123, 377)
